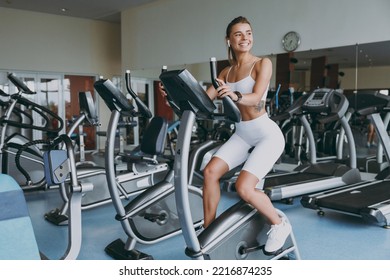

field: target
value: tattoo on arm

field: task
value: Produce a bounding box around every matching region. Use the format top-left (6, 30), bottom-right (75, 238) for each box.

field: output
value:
top-left (254, 100), bottom-right (265, 112)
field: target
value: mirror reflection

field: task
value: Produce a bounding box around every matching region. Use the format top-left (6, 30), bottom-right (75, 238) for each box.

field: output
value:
top-left (278, 40), bottom-right (390, 95)
top-left (265, 40), bottom-right (390, 173)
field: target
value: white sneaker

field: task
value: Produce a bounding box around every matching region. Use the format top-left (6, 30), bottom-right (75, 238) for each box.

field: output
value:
top-left (264, 219), bottom-right (292, 255)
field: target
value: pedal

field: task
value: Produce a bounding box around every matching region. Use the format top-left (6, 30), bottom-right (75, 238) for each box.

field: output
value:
top-left (143, 212), bottom-right (167, 223)
top-left (44, 208), bottom-right (69, 226)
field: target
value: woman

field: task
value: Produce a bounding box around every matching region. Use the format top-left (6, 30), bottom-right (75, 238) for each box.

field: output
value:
top-left (202, 16), bottom-right (291, 255)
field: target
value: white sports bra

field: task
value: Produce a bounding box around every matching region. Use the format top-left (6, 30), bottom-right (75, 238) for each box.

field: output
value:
top-left (225, 61), bottom-right (268, 103)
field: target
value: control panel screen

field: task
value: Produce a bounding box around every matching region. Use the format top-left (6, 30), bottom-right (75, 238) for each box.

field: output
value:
top-left (312, 92), bottom-right (325, 100)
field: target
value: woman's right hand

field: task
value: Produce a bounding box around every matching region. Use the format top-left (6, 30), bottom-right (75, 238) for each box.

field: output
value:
top-left (215, 79), bottom-right (237, 101)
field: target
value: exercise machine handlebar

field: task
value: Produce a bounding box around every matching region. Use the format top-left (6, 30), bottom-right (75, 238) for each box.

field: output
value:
top-left (3, 73), bottom-right (64, 133)
top-left (125, 70), bottom-right (152, 119)
top-left (7, 72), bottom-right (35, 95)
top-left (210, 57), bottom-right (241, 123)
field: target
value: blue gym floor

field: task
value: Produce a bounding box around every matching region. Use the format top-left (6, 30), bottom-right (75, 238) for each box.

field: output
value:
top-left (23, 154), bottom-right (390, 260)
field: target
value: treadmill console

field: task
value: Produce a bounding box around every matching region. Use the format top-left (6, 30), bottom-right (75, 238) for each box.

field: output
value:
top-left (302, 88), bottom-right (348, 121)
top-left (303, 88), bottom-right (333, 111)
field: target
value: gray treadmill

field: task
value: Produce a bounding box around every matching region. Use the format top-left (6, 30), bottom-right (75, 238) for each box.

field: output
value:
top-left (301, 91), bottom-right (390, 228)
top-left (263, 88), bottom-right (361, 201)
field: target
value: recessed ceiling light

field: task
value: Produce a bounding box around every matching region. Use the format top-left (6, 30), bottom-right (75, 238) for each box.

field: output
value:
top-left (61, 8), bottom-right (68, 12)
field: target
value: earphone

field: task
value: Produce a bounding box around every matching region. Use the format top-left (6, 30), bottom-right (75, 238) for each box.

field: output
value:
top-left (227, 40), bottom-right (230, 48)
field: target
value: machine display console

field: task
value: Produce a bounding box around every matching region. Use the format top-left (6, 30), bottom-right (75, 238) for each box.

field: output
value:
top-left (304, 89), bottom-right (331, 107)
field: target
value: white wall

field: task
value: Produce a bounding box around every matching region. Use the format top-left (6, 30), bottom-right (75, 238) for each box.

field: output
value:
top-left (0, 7), bottom-right (121, 78)
top-left (0, 7), bottom-right (122, 147)
top-left (122, 0), bottom-right (390, 72)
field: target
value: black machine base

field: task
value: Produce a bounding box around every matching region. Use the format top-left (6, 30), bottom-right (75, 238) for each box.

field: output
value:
top-left (44, 208), bottom-right (69, 226)
top-left (105, 239), bottom-right (154, 260)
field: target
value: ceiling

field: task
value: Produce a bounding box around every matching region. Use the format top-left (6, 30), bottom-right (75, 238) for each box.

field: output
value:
top-left (1, 0), bottom-right (389, 70)
top-left (0, 0), bottom-right (160, 23)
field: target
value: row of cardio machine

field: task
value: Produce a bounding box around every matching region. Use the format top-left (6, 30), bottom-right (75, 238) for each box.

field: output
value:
top-left (0, 71), bottom-right (173, 259)
top-left (267, 85), bottom-right (390, 228)
top-left (3, 62), bottom-right (388, 260)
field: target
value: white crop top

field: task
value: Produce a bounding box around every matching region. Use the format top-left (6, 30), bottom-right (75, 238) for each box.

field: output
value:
top-left (225, 61), bottom-right (269, 103)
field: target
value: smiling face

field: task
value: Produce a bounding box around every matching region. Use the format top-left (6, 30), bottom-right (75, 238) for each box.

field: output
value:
top-left (225, 16), bottom-right (253, 64)
top-left (227, 22), bottom-right (253, 53)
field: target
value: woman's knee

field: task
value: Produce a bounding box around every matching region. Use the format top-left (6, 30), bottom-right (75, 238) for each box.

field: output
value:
top-left (203, 158), bottom-right (227, 181)
top-left (203, 164), bottom-right (216, 180)
top-left (235, 171), bottom-right (259, 202)
top-left (235, 182), bottom-right (252, 202)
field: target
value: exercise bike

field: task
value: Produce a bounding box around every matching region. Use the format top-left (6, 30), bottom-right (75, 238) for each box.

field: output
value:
top-left (94, 77), bottom-right (204, 260)
top-left (158, 57), bottom-right (300, 260)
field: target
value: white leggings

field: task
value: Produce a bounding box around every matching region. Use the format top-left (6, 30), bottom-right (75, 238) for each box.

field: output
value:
top-left (213, 114), bottom-right (285, 189)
